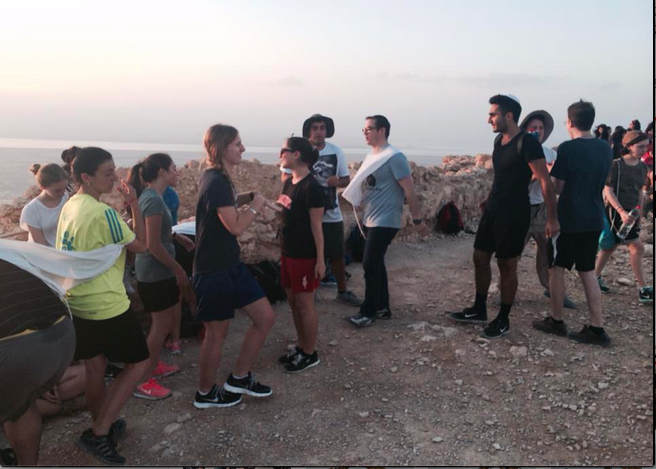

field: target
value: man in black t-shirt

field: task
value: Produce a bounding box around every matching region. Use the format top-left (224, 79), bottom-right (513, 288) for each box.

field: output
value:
top-left (533, 100), bottom-right (613, 347)
top-left (449, 94), bottom-right (559, 339)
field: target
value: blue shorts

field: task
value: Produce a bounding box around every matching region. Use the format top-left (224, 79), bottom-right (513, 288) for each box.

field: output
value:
top-left (194, 263), bottom-right (265, 322)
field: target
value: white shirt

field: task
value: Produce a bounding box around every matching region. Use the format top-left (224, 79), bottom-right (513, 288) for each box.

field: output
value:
top-left (529, 145), bottom-right (557, 205)
top-left (19, 192), bottom-right (69, 247)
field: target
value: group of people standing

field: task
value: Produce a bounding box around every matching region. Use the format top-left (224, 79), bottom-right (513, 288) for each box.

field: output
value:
top-left (448, 95), bottom-right (652, 347)
top-left (1, 98), bottom-right (652, 466)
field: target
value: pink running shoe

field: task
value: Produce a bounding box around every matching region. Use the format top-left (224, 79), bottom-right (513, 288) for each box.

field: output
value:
top-left (152, 361), bottom-right (180, 380)
top-left (164, 338), bottom-right (182, 356)
top-left (133, 379), bottom-right (171, 400)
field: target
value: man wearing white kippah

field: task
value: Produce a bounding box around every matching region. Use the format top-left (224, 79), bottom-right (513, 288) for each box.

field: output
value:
top-left (448, 94), bottom-right (559, 339)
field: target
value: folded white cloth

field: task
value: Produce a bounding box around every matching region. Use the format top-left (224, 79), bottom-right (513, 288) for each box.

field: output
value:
top-left (342, 145), bottom-right (401, 207)
top-left (0, 239), bottom-right (122, 298)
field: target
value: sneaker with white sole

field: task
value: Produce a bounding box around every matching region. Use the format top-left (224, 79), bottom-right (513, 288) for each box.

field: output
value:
top-left (597, 276), bottom-right (610, 294)
top-left (152, 361), bottom-right (179, 380)
top-left (133, 379), bottom-right (171, 400)
top-left (639, 286), bottom-right (653, 304)
top-left (193, 384), bottom-right (242, 409)
top-left (336, 290), bottom-right (363, 307)
top-left (223, 372), bottom-right (272, 397)
top-left (283, 351), bottom-right (320, 374)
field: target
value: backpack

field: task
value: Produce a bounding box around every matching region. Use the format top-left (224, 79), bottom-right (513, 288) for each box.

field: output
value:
top-left (494, 130), bottom-right (528, 155)
top-left (436, 201), bottom-right (463, 234)
top-left (246, 260), bottom-right (287, 305)
top-left (345, 223), bottom-right (366, 262)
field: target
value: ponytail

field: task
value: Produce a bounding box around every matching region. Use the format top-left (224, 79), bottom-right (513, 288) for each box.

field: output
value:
top-left (127, 163), bottom-right (146, 198)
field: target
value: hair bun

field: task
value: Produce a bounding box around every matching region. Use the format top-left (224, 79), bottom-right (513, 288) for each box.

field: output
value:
top-left (29, 163), bottom-right (41, 175)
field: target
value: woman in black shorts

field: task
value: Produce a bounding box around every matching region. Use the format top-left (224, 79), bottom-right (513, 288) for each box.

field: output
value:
top-left (128, 153), bottom-right (195, 400)
top-left (193, 124), bottom-right (279, 409)
top-left (276, 137), bottom-right (326, 373)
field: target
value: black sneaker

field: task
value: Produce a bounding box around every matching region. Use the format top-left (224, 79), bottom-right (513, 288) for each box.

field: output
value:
top-left (597, 276), bottom-right (610, 294)
top-left (193, 384), bottom-right (242, 409)
top-left (108, 418), bottom-right (126, 444)
top-left (104, 362), bottom-right (124, 380)
top-left (278, 346), bottom-right (302, 364)
top-left (76, 428), bottom-right (126, 466)
top-left (481, 317), bottom-right (510, 339)
top-left (283, 351), bottom-right (320, 374)
top-left (447, 307), bottom-right (487, 324)
top-left (376, 308), bottom-right (392, 320)
top-left (224, 372), bottom-right (272, 397)
top-left (532, 316), bottom-right (567, 337)
top-left (568, 325), bottom-right (611, 348)
top-left (0, 448), bottom-right (17, 466)
top-left (639, 286), bottom-right (653, 304)
top-left (347, 314), bottom-right (376, 327)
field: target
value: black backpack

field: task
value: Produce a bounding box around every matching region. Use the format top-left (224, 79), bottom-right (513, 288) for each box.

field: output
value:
top-left (436, 201), bottom-right (463, 234)
top-left (345, 224), bottom-right (366, 262)
top-left (246, 261), bottom-right (287, 305)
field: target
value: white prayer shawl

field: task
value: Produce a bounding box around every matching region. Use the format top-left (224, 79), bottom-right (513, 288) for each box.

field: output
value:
top-left (0, 239), bottom-right (123, 300)
top-left (341, 145), bottom-right (401, 207)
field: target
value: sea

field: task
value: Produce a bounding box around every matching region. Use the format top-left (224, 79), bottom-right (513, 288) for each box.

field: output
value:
top-left (0, 138), bottom-right (482, 204)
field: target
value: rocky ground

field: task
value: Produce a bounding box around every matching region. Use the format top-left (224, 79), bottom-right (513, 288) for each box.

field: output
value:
top-left (19, 233), bottom-right (654, 467)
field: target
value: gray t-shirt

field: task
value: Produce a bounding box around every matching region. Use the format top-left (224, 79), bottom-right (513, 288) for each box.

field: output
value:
top-left (135, 188), bottom-right (176, 282)
top-left (361, 152), bottom-right (412, 228)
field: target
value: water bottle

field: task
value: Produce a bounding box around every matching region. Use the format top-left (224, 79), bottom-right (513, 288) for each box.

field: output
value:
top-left (617, 205), bottom-right (641, 239)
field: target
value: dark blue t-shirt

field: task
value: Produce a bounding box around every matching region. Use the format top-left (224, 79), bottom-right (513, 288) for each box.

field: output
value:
top-left (550, 138), bottom-right (612, 233)
top-left (194, 169), bottom-right (240, 274)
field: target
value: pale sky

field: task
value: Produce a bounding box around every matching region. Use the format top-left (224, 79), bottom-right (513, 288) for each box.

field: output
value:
top-left (0, 0), bottom-right (652, 153)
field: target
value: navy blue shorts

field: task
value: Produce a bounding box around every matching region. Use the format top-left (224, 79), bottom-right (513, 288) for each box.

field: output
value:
top-left (194, 263), bottom-right (265, 322)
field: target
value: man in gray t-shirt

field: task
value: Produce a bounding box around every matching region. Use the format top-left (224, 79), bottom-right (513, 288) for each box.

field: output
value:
top-left (348, 115), bottom-right (429, 328)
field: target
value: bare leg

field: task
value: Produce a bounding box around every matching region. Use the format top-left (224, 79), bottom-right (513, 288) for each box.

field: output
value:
top-left (198, 321), bottom-right (230, 393)
top-left (92, 359), bottom-right (149, 436)
top-left (331, 257), bottom-right (347, 292)
top-left (533, 232), bottom-right (550, 290)
top-left (143, 308), bottom-right (174, 379)
top-left (55, 363), bottom-right (86, 401)
top-left (286, 289), bottom-right (305, 351)
top-left (473, 249), bottom-right (493, 296)
top-left (627, 239), bottom-right (646, 288)
top-left (83, 355), bottom-right (108, 421)
top-left (3, 403), bottom-right (41, 465)
top-left (594, 245), bottom-right (618, 278)
top-left (549, 266), bottom-right (566, 321)
top-left (233, 297), bottom-right (275, 377)
top-left (578, 270), bottom-right (603, 327)
top-left (292, 291), bottom-right (319, 355)
top-left (497, 257), bottom-right (520, 304)
top-left (170, 302), bottom-right (182, 342)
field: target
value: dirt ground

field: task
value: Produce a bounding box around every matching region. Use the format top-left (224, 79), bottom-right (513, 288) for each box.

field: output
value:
top-left (14, 233), bottom-right (655, 466)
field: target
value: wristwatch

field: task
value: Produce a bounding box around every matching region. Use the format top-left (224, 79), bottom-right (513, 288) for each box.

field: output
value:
top-left (412, 218), bottom-right (422, 225)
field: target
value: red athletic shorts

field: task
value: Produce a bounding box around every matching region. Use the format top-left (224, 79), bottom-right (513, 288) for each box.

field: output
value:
top-left (280, 256), bottom-right (319, 294)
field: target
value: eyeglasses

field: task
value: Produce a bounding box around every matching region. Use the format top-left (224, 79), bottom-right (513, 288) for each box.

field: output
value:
top-left (280, 148), bottom-right (294, 155)
top-left (362, 126), bottom-right (378, 134)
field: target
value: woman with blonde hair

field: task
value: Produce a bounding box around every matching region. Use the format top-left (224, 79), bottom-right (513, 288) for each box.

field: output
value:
top-left (192, 124), bottom-right (279, 409)
top-left (20, 163), bottom-right (69, 247)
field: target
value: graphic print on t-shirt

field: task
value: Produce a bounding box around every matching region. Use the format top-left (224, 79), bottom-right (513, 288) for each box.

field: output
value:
top-left (313, 152), bottom-right (338, 210)
top-left (365, 174), bottom-right (377, 188)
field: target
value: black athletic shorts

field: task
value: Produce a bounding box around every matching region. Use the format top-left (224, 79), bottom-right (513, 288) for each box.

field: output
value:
top-left (72, 308), bottom-right (149, 363)
top-left (322, 221), bottom-right (345, 260)
top-left (138, 277), bottom-right (180, 313)
top-left (474, 208), bottom-right (531, 259)
top-left (548, 231), bottom-right (601, 272)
